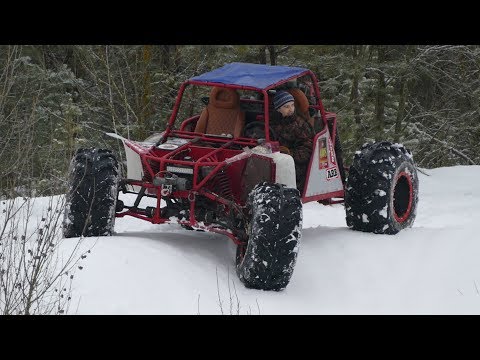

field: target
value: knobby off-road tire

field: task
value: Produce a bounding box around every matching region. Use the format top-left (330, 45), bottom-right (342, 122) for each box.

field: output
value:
top-left (63, 148), bottom-right (120, 238)
top-left (345, 141), bottom-right (419, 234)
top-left (334, 129), bottom-right (346, 184)
top-left (236, 182), bottom-right (302, 291)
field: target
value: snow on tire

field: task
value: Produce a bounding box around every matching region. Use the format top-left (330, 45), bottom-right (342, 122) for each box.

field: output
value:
top-left (236, 182), bottom-right (302, 291)
top-left (345, 141), bottom-right (419, 234)
top-left (63, 148), bottom-right (119, 238)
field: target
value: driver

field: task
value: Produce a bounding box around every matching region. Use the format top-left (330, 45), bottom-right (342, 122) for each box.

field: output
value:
top-left (270, 91), bottom-right (314, 194)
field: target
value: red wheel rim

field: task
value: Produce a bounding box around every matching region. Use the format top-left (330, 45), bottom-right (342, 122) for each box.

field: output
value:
top-left (393, 171), bottom-right (413, 223)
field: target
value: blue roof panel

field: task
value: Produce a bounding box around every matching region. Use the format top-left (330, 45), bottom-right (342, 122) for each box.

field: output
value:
top-left (189, 62), bottom-right (308, 90)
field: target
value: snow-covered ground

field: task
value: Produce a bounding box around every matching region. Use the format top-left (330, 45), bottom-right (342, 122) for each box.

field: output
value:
top-left (7, 165), bottom-right (480, 314)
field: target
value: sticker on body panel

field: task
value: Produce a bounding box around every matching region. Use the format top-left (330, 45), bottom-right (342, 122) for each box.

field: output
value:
top-left (328, 136), bottom-right (337, 166)
top-left (326, 167), bottom-right (339, 180)
top-left (318, 137), bottom-right (328, 169)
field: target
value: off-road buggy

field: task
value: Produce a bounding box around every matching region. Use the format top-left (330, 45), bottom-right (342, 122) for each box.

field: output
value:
top-left (63, 62), bottom-right (419, 291)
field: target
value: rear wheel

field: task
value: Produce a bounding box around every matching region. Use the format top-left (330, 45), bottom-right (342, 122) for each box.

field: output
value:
top-left (236, 182), bottom-right (302, 291)
top-left (63, 148), bottom-right (119, 238)
top-left (345, 141), bottom-right (419, 234)
top-left (334, 129), bottom-right (346, 184)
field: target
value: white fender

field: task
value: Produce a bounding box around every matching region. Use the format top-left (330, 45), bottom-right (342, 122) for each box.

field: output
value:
top-left (106, 132), bottom-right (143, 182)
top-left (250, 146), bottom-right (297, 188)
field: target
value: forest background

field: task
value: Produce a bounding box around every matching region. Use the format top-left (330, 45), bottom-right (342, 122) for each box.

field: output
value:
top-left (1, 45), bottom-right (478, 197)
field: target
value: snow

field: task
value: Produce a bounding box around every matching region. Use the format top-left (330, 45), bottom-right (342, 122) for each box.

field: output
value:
top-left (4, 165), bottom-right (480, 314)
top-left (379, 205), bottom-right (388, 218)
top-left (374, 189), bottom-right (386, 196)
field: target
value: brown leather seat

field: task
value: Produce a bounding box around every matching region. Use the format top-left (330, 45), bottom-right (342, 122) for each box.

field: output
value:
top-left (288, 88), bottom-right (314, 127)
top-left (194, 87), bottom-right (245, 138)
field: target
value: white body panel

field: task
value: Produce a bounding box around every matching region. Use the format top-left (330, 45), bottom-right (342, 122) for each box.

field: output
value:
top-left (250, 146), bottom-right (297, 188)
top-left (304, 128), bottom-right (344, 197)
top-left (106, 133), bottom-right (144, 192)
top-left (270, 152), bottom-right (296, 188)
top-left (124, 144), bottom-right (143, 181)
top-left (106, 133), bottom-right (144, 181)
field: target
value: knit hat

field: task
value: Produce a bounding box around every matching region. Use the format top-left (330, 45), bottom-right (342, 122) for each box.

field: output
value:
top-left (273, 91), bottom-right (295, 110)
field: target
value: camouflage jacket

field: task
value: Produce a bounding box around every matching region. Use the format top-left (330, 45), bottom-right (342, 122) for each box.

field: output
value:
top-left (270, 111), bottom-right (314, 164)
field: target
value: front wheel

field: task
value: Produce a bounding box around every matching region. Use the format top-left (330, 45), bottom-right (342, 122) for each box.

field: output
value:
top-left (63, 148), bottom-right (119, 238)
top-left (345, 141), bottom-right (419, 234)
top-left (236, 182), bottom-right (302, 291)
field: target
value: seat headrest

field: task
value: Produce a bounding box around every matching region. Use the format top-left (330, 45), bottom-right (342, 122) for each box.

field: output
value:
top-left (288, 88), bottom-right (310, 113)
top-left (209, 87), bottom-right (239, 109)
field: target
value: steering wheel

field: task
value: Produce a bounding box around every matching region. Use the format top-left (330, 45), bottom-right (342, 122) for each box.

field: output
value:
top-left (243, 121), bottom-right (277, 141)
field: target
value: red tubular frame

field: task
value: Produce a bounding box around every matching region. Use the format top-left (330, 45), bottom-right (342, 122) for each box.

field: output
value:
top-left (118, 70), bottom-right (343, 245)
top-left (118, 138), bottom-right (254, 244)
